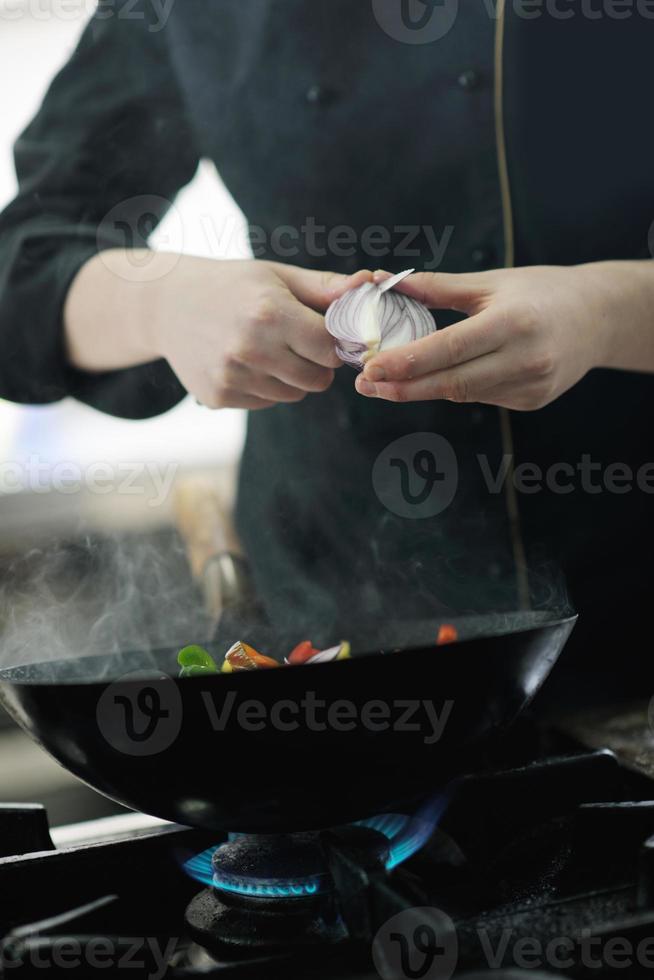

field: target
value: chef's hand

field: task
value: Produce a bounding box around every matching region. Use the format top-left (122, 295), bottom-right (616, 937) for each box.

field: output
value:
top-left (155, 258), bottom-right (375, 409)
top-left (65, 254), bottom-right (371, 409)
top-left (355, 262), bottom-right (654, 410)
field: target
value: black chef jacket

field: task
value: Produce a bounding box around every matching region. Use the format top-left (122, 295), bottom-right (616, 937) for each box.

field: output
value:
top-left (1, 1), bottom-right (653, 703)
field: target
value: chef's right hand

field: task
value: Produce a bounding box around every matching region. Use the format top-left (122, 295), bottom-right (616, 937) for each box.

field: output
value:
top-left (65, 253), bottom-right (371, 410)
top-left (150, 258), bottom-right (371, 409)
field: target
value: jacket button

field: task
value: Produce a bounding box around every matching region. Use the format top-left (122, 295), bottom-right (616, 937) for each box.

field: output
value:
top-left (457, 70), bottom-right (479, 91)
top-left (306, 84), bottom-right (336, 106)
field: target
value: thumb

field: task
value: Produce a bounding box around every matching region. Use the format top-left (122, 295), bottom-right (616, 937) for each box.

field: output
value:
top-left (270, 263), bottom-right (373, 312)
top-left (392, 271), bottom-right (492, 314)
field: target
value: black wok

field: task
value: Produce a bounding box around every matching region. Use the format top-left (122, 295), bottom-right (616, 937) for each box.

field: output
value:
top-left (0, 611), bottom-right (575, 833)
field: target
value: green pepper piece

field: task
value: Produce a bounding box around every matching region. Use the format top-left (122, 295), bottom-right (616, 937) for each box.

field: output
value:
top-left (179, 664), bottom-right (216, 678)
top-left (177, 645), bottom-right (218, 678)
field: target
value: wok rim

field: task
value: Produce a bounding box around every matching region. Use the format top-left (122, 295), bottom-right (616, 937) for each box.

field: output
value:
top-left (0, 611), bottom-right (577, 688)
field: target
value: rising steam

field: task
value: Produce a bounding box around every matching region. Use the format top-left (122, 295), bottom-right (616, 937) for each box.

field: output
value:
top-left (0, 528), bottom-right (210, 681)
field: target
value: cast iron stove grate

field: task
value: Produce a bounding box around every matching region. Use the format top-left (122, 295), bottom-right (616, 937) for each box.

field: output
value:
top-left (2, 731), bottom-right (654, 979)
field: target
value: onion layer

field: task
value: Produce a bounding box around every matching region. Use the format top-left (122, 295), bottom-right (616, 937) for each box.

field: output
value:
top-left (325, 276), bottom-right (436, 369)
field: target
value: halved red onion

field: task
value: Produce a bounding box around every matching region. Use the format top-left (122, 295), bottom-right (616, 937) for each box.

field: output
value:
top-left (325, 276), bottom-right (436, 369)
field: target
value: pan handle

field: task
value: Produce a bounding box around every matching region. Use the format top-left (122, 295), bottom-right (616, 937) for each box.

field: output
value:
top-left (173, 475), bottom-right (253, 626)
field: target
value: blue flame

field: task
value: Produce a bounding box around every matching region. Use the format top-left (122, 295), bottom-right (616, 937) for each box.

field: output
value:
top-left (183, 791), bottom-right (450, 894)
top-left (356, 789), bottom-right (450, 871)
top-left (213, 875), bottom-right (323, 898)
top-left (183, 847), bottom-right (216, 888)
top-left (389, 789), bottom-right (453, 869)
top-left (183, 846), bottom-right (327, 898)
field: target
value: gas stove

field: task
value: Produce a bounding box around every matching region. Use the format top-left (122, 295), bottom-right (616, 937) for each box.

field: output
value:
top-left (2, 708), bottom-right (654, 980)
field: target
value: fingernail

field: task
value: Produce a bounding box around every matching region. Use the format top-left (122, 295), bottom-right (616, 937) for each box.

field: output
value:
top-left (364, 364), bottom-right (386, 382)
top-left (356, 379), bottom-right (377, 396)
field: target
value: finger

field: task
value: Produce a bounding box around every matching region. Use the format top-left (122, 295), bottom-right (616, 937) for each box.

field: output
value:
top-left (225, 362), bottom-right (310, 403)
top-left (355, 352), bottom-right (509, 404)
top-left (271, 264), bottom-right (373, 312)
top-left (243, 301), bottom-right (338, 386)
top-left (280, 298), bottom-right (342, 369)
top-left (274, 351), bottom-right (336, 392)
top-left (250, 283), bottom-right (342, 370)
top-left (362, 309), bottom-right (504, 383)
top-left (393, 271), bottom-right (493, 314)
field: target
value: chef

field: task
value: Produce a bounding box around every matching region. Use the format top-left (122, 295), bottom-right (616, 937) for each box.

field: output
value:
top-left (0, 0), bottom-right (652, 702)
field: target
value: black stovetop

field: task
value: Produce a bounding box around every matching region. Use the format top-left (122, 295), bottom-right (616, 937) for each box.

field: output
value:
top-left (2, 712), bottom-right (654, 979)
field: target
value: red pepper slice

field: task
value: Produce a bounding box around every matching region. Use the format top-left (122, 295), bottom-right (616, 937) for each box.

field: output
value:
top-left (288, 640), bottom-right (319, 665)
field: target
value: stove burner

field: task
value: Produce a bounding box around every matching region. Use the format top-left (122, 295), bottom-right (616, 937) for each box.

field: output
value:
top-left (184, 826), bottom-right (394, 900)
top-left (182, 794), bottom-right (452, 952)
top-left (184, 834), bottom-right (326, 898)
top-left (212, 832), bottom-right (331, 901)
top-left (184, 826), bottom-right (391, 951)
top-left (183, 792), bottom-right (451, 899)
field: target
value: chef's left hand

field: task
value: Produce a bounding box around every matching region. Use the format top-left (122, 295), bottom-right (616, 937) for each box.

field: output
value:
top-left (355, 263), bottom-right (652, 410)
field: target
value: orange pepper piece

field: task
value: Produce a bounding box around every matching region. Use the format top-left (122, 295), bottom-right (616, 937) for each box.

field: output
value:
top-left (222, 641), bottom-right (280, 672)
top-left (436, 624), bottom-right (459, 646)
